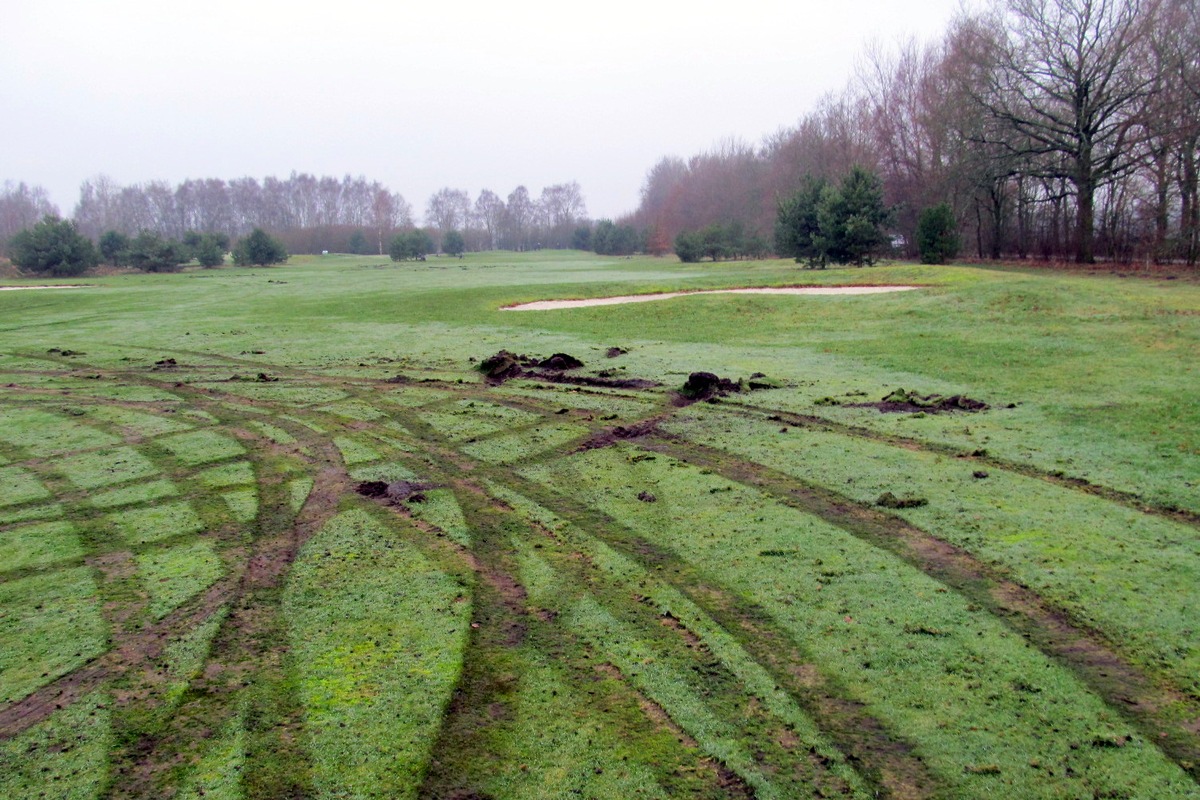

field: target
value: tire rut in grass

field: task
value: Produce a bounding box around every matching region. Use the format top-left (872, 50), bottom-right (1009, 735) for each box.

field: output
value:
top-left (644, 432), bottom-right (1200, 781)
top-left (95, 406), bottom-right (337, 798)
top-left (725, 403), bottom-right (1200, 529)
top-left (485, 469), bottom-right (939, 800)
top-left (357, 417), bottom-right (758, 799)
top-left (516, 514), bottom-right (866, 797)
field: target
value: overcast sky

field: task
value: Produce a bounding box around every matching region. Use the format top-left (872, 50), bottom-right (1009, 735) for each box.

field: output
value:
top-left (2, 0), bottom-right (969, 223)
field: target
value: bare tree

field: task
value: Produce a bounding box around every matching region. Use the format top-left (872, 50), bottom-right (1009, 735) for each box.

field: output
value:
top-left (964, 0), bottom-right (1163, 262)
top-left (503, 186), bottom-right (534, 250)
top-left (473, 189), bottom-right (505, 250)
top-left (0, 182), bottom-right (58, 253)
top-left (424, 188), bottom-right (472, 238)
top-left (370, 186), bottom-right (411, 255)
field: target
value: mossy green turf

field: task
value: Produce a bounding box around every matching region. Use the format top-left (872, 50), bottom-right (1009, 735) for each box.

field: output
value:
top-left (282, 509), bottom-right (469, 799)
top-left (0, 251), bottom-right (1196, 798)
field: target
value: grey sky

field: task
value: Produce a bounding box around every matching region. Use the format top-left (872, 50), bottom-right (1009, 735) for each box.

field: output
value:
top-left (2, 0), bottom-right (967, 223)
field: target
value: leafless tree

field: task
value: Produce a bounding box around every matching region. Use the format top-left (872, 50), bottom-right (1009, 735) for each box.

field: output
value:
top-left (425, 188), bottom-right (472, 236)
top-left (473, 189), bottom-right (505, 250)
top-left (503, 186), bottom-right (534, 250)
top-left (963, 0), bottom-right (1163, 262)
top-left (0, 181), bottom-right (58, 254)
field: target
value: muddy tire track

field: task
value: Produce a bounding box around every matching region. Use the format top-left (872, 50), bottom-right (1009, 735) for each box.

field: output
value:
top-left (721, 402), bottom-right (1200, 529)
top-left (645, 433), bottom-right (1200, 782)
top-left (100, 411), bottom-right (345, 800)
top-left (485, 470), bottom-right (940, 800)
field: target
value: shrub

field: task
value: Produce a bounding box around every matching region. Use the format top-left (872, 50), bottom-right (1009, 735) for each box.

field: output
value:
top-left (9, 216), bottom-right (98, 277)
top-left (232, 228), bottom-right (287, 266)
top-left (917, 203), bottom-right (961, 264)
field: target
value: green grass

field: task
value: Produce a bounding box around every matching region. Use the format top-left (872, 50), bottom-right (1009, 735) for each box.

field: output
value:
top-left (111, 500), bottom-right (205, 545)
top-left (245, 419), bottom-right (297, 444)
top-left (222, 489), bottom-right (258, 524)
top-left (333, 436), bottom-right (382, 466)
top-left (175, 711), bottom-right (247, 800)
top-left (136, 539), bottom-right (223, 618)
top-left (282, 509), bottom-right (470, 799)
top-left (163, 606), bottom-right (228, 708)
top-left (0, 465), bottom-right (50, 506)
top-left (0, 566), bottom-right (107, 703)
top-left (86, 405), bottom-right (194, 438)
top-left (88, 478), bottom-right (178, 509)
top-left (405, 489), bottom-right (472, 547)
top-left (157, 430), bottom-right (247, 466)
top-left (667, 409), bottom-right (1200, 695)
top-left (522, 445), bottom-right (1197, 798)
top-left (0, 692), bottom-right (112, 800)
top-left (0, 252), bottom-right (1196, 798)
top-left (55, 446), bottom-right (161, 490)
top-left (0, 409), bottom-right (119, 456)
top-left (461, 421), bottom-right (590, 464)
top-left (0, 502), bottom-right (64, 526)
top-left (0, 520), bottom-right (84, 572)
top-left (196, 461), bottom-right (256, 488)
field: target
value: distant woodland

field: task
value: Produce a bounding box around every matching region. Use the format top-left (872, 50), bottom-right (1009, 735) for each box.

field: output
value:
top-left (2, 0), bottom-right (1196, 265)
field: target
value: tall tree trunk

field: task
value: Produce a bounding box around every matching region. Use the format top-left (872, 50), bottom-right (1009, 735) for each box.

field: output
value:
top-left (1181, 137), bottom-right (1199, 265)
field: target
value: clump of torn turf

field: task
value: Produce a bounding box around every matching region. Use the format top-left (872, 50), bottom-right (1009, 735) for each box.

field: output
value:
top-left (675, 372), bottom-right (741, 404)
top-left (355, 479), bottom-right (438, 503)
top-left (855, 388), bottom-right (988, 414)
top-left (875, 491), bottom-right (929, 509)
top-left (477, 350), bottom-right (584, 383)
top-left (478, 350), bottom-right (527, 383)
top-left (746, 372), bottom-right (784, 390)
top-left (539, 353), bottom-right (584, 371)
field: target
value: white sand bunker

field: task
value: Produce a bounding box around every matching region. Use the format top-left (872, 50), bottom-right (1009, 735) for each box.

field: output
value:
top-left (503, 285), bottom-right (920, 311)
top-left (0, 285), bottom-right (91, 291)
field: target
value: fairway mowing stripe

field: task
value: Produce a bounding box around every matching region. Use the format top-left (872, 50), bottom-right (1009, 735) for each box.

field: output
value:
top-left (642, 432), bottom-right (1200, 781)
top-left (722, 401), bottom-right (1200, 528)
top-left (484, 469), bottom-right (941, 799)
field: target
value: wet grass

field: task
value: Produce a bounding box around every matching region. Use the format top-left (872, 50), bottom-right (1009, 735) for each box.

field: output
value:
top-left (0, 251), bottom-right (1195, 798)
top-left (282, 509), bottom-right (470, 798)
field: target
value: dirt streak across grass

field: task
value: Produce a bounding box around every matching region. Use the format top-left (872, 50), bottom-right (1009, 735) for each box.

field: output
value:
top-left (0, 253), bottom-right (1196, 799)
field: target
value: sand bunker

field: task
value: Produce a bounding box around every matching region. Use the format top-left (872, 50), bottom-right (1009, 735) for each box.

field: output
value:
top-left (0, 285), bottom-right (91, 291)
top-left (503, 285), bottom-right (920, 310)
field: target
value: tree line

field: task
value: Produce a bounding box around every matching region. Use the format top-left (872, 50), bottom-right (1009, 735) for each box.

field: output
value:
top-left (0, 174), bottom-right (595, 259)
top-left (632, 0), bottom-right (1199, 265)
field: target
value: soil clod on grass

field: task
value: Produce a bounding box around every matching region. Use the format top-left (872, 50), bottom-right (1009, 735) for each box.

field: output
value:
top-left (478, 350), bottom-right (526, 383)
top-left (605, 346), bottom-right (628, 358)
top-left (637, 491), bottom-right (657, 503)
top-left (875, 492), bottom-right (929, 509)
top-left (854, 388), bottom-right (989, 414)
top-left (48, 348), bottom-right (85, 357)
top-left (354, 479), bottom-right (437, 502)
top-left (478, 349), bottom-right (657, 388)
top-left (746, 373), bottom-right (784, 390)
top-left (676, 372), bottom-right (741, 405)
top-left (538, 353), bottom-right (584, 371)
